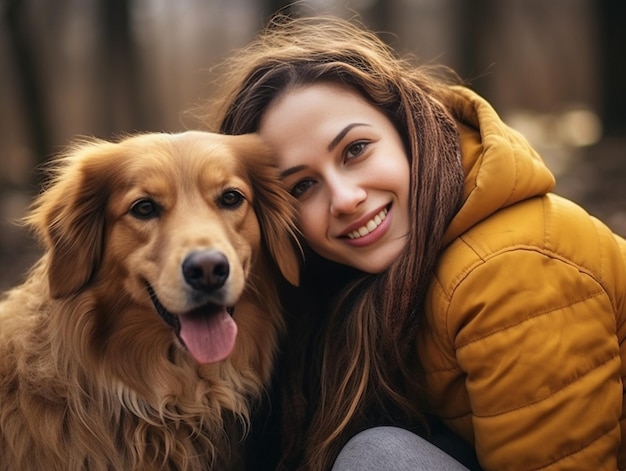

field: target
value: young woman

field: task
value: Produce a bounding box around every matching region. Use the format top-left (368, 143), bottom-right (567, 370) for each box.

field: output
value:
top-left (204, 15), bottom-right (626, 471)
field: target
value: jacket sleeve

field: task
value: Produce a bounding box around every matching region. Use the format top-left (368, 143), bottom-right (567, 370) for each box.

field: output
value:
top-left (422, 245), bottom-right (622, 471)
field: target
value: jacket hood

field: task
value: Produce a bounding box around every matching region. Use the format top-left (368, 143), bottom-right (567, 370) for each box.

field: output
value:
top-left (442, 87), bottom-right (556, 245)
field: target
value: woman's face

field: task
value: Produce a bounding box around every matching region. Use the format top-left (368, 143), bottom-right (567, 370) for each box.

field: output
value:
top-left (258, 82), bottom-right (411, 273)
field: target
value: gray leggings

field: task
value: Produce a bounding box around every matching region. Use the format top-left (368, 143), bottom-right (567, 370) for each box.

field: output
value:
top-left (331, 426), bottom-right (470, 471)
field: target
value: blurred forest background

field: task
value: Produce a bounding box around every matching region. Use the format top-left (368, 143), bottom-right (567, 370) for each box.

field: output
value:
top-left (1, 0), bottom-right (625, 291)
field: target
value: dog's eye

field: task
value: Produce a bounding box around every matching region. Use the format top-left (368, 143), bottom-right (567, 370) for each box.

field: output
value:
top-left (130, 199), bottom-right (160, 219)
top-left (219, 190), bottom-right (245, 209)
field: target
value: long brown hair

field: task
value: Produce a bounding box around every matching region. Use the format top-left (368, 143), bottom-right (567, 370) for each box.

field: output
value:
top-left (203, 14), bottom-right (465, 470)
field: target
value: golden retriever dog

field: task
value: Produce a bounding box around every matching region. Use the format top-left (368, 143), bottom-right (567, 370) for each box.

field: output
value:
top-left (0, 131), bottom-right (300, 470)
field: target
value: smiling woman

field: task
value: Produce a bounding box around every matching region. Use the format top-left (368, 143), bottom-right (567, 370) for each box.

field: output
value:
top-left (259, 81), bottom-right (411, 273)
top-left (205, 14), bottom-right (626, 471)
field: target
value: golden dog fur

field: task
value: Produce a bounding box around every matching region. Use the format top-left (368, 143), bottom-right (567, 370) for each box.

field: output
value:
top-left (0, 131), bottom-right (299, 470)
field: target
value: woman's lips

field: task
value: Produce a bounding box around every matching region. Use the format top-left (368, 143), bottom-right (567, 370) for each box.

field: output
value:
top-left (346, 207), bottom-right (389, 239)
top-left (340, 204), bottom-right (391, 247)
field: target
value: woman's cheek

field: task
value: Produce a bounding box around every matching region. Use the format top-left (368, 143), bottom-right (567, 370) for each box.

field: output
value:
top-left (297, 206), bottom-right (322, 243)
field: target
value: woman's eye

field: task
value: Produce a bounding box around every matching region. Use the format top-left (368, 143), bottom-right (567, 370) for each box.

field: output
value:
top-left (219, 189), bottom-right (245, 209)
top-left (290, 179), bottom-right (314, 198)
top-left (130, 199), bottom-right (160, 219)
top-left (345, 141), bottom-right (368, 160)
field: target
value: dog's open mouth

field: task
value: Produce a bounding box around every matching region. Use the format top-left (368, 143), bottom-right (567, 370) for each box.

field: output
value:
top-left (146, 283), bottom-right (237, 365)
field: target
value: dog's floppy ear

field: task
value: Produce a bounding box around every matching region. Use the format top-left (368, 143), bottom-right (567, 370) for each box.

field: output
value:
top-left (235, 136), bottom-right (302, 286)
top-left (25, 139), bottom-right (116, 298)
top-left (254, 185), bottom-right (302, 287)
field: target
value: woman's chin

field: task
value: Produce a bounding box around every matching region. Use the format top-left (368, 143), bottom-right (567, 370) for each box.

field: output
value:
top-left (337, 241), bottom-right (408, 274)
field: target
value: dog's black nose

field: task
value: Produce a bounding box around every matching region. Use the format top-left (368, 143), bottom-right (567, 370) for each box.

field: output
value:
top-left (182, 250), bottom-right (230, 291)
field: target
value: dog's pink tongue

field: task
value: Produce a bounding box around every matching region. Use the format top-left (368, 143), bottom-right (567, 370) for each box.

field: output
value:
top-left (178, 308), bottom-right (237, 364)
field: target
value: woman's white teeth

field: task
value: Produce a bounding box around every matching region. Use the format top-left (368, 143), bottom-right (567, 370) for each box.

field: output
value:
top-left (347, 208), bottom-right (388, 239)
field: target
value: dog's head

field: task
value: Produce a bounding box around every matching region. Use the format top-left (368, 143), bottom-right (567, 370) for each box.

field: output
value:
top-left (26, 131), bottom-right (300, 365)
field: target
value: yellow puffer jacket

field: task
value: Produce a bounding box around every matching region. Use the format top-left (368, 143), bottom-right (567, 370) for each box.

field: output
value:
top-left (419, 87), bottom-right (626, 470)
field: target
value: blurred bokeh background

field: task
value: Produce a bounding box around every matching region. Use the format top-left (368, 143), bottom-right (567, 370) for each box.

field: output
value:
top-left (1, 0), bottom-right (625, 291)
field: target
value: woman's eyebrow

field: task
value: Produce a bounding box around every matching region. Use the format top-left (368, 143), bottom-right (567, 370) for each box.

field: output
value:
top-left (279, 123), bottom-right (372, 179)
top-left (279, 165), bottom-right (307, 179)
top-left (328, 123), bottom-right (370, 152)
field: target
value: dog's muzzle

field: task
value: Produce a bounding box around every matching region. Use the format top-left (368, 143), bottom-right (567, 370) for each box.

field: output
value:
top-left (145, 250), bottom-right (239, 365)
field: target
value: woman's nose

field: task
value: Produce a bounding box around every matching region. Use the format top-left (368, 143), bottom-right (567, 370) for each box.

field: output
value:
top-left (328, 177), bottom-right (367, 217)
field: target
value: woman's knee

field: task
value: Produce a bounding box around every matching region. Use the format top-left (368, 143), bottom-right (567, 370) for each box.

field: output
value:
top-left (331, 426), bottom-right (469, 471)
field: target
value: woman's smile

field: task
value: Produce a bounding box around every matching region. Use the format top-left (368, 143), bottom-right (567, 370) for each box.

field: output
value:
top-left (342, 204), bottom-right (391, 249)
top-left (344, 205), bottom-right (388, 240)
top-left (259, 81), bottom-right (411, 273)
